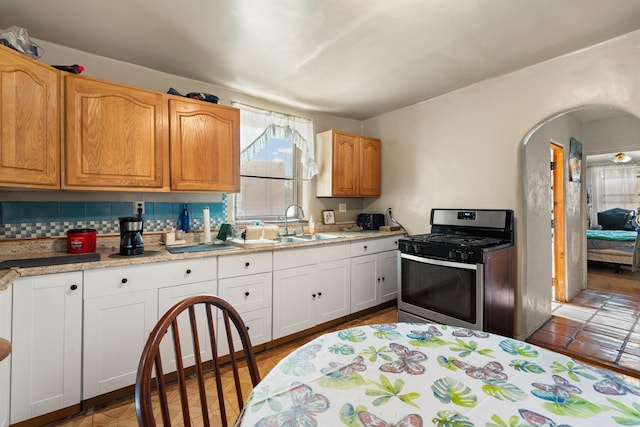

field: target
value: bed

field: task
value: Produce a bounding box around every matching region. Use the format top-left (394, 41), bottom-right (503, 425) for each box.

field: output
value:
top-left (587, 207), bottom-right (637, 271)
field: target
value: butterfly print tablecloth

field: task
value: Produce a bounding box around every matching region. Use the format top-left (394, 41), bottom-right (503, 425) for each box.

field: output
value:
top-left (236, 322), bottom-right (640, 427)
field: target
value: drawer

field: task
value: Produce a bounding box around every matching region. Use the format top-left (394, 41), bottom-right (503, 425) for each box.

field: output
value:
top-left (217, 252), bottom-right (272, 279)
top-left (217, 307), bottom-right (272, 356)
top-left (84, 258), bottom-right (217, 298)
top-left (350, 236), bottom-right (399, 257)
top-left (273, 243), bottom-right (350, 270)
top-left (218, 272), bottom-right (272, 314)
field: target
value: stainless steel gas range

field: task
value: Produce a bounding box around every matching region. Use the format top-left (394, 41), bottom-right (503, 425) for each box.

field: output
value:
top-left (397, 209), bottom-right (516, 336)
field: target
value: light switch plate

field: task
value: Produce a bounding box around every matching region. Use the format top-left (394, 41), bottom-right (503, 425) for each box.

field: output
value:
top-left (339, 203), bottom-right (347, 212)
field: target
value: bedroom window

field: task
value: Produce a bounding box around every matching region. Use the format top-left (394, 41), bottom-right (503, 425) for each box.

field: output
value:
top-left (232, 103), bottom-right (318, 222)
top-left (587, 165), bottom-right (640, 226)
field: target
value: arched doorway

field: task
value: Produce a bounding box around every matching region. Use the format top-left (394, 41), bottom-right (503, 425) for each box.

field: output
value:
top-left (523, 106), bottom-right (638, 317)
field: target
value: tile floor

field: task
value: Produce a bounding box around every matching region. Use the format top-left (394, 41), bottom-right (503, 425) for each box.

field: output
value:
top-left (527, 288), bottom-right (640, 378)
top-left (47, 307), bottom-right (398, 426)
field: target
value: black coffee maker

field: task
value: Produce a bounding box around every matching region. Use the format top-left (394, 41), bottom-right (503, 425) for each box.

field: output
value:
top-left (119, 216), bottom-right (144, 255)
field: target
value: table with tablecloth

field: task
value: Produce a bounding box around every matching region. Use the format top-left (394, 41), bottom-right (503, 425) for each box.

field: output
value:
top-left (236, 322), bottom-right (640, 426)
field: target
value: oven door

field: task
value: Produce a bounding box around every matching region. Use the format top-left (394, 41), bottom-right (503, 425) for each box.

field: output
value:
top-left (398, 253), bottom-right (483, 330)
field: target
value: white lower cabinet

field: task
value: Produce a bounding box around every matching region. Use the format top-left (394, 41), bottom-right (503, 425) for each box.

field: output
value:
top-left (83, 258), bottom-right (217, 399)
top-left (0, 283), bottom-right (12, 427)
top-left (217, 253), bottom-right (273, 355)
top-left (11, 272), bottom-right (83, 424)
top-left (272, 244), bottom-right (350, 340)
top-left (350, 237), bottom-right (399, 312)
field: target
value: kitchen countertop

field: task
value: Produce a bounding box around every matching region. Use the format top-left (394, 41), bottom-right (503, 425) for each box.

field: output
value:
top-left (0, 230), bottom-right (405, 286)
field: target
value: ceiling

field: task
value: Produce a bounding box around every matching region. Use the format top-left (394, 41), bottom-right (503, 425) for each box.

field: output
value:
top-left (3, 1), bottom-right (640, 120)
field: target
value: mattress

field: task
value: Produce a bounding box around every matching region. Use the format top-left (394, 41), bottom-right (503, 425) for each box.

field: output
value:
top-left (587, 229), bottom-right (636, 250)
top-left (587, 246), bottom-right (634, 265)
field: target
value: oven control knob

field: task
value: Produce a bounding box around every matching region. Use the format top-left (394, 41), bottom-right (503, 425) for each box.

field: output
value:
top-left (460, 252), bottom-right (468, 261)
top-left (448, 250), bottom-right (457, 260)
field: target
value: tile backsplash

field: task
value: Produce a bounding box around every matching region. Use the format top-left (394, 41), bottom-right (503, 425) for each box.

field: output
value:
top-left (0, 196), bottom-right (228, 239)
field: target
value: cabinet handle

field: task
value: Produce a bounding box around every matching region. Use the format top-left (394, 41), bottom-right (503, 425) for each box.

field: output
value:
top-left (312, 293), bottom-right (316, 299)
top-left (377, 277), bottom-right (381, 282)
top-left (244, 291), bottom-right (250, 297)
top-left (121, 278), bottom-right (128, 284)
top-left (363, 245), bottom-right (368, 251)
top-left (186, 269), bottom-right (192, 274)
top-left (318, 292), bottom-right (322, 297)
top-left (245, 262), bottom-right (250, 268)
top-left (382, 277), bottom-right (385, 281)
top-left (246, 326), bottom-right (250, 331)
top-left (70, 284), bottom-right (78, 290)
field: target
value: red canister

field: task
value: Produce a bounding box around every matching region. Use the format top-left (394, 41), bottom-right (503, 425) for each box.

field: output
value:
top-left (67, 229), bottom-right (97, 254)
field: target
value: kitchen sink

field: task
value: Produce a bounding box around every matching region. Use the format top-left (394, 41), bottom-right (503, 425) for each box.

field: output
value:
top-left (290, 234), bottom-right (340, 241)
top-left (273, 234), bottom-right (340, 244)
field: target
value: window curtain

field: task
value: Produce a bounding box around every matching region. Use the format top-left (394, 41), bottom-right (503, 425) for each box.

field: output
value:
top-left (588, 165), bottom-right (639, 219)
top-left (231, 102), bottom-right (318, 178)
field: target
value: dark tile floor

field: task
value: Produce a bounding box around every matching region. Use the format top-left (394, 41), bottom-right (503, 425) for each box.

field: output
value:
top-left (527, 288), bottom-right (640, 377)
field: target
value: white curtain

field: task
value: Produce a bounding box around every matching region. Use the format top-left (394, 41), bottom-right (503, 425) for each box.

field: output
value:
top-left (588, 165), bottom-right (639, 221)
top-left (231, 102), bottom-right (318, 178)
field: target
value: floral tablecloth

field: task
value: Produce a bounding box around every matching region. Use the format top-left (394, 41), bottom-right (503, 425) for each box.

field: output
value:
top-left (236, 322), bottom-right (640, 426)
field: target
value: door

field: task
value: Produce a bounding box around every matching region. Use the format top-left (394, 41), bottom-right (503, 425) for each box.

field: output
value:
top-left (550, 143), bottom-right (566, 302)
top-left (11, 273), bottom-right (82, 423)
top-left (380, 250), bottom-right (399, 302)
top-left (315, 259), bottom-right (350, 324)
top-left (350, 253), bottom-right (380, 312)
top-left (272, 265), bottom-right (315, 339)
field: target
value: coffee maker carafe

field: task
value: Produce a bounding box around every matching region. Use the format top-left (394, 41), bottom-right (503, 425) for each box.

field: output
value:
top-left (119, 216), bottom-right (144, 255)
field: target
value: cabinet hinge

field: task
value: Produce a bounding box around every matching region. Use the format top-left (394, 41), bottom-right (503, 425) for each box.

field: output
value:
top-left (550, 161), bottom-right (555, 171)
top-left (551, 219), bottom-right (556, 228)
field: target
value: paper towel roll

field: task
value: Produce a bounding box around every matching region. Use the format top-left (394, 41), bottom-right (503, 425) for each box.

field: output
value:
top-left (203, 206), bottom-right (211, 243)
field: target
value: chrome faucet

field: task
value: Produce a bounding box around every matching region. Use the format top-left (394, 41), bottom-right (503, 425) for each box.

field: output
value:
top-left (283, 203), bottom-right (305, 236)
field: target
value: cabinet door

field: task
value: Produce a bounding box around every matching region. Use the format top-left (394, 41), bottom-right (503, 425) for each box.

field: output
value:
top-left (359, 137), bottom-right (381, 197)
top-left (11, 273), bottom-right (82, 423)
top-left (272, 265), bottom-right (316, 339)
top-left (380, 250), bottom-right (399, 302)
top-left (83, 289), bottom-right (158, 399)
top-left (64, 75), bottom-right (169, 190)
top-left (0, 284), bottom-right (11, 427)
top-left (169, 98), bottom-right (240, 192)
top-left (315, 259), bottom-right (350, 324)
top-left (331, 131), bottom-right (360, 196)
top-left (0, 45), bottom-right (60, 189)
top-left (350, 253), bottom-right (380, 313)
top-left (158, 281), bottom-right (217, 372)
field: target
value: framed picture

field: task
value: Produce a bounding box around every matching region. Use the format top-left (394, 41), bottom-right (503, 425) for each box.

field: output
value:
top-left (569, 137), bottom-right (582, 182)
top-left (322, 210), bottom-right (335, 225)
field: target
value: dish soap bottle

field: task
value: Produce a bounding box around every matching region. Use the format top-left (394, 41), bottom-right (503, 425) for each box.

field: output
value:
top-left (308, 215), bottom-right (316, 235)
top-left (179, 203), bottom-right (190, 232)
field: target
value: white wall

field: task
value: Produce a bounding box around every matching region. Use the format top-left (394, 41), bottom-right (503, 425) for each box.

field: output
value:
top-left (363, 30), bottom-right (640, 338)
top-left (582, 115), bottom-right (640, 155)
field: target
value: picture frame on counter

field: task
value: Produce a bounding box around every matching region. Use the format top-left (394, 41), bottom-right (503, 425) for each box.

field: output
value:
top-left (322, 210), bottom-right (335, 224)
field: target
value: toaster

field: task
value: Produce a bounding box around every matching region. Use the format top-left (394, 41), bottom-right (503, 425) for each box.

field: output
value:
top-left (357, 213), bottom-right (385, 230)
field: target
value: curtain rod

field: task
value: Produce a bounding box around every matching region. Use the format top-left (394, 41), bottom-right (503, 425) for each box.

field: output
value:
top-left (231, 101), bottom-right (312, 122)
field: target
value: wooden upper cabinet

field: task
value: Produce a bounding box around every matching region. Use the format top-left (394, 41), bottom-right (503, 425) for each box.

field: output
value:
top-left (64, 75), bottom-right (169, 191)
top-left (359, 136), bottom-right (381, 197)
top-left (316, 130), bottom-right (381, 197)
top-left (168, 98), bottom-right (240, 192)
top-left (0, 45), bottom-right (60, 189)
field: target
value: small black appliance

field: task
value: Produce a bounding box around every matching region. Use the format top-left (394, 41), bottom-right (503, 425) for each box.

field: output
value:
top-left (357, 213), bottom-right (385, 230)
top-left (119, 216), bottom-right (144, 255)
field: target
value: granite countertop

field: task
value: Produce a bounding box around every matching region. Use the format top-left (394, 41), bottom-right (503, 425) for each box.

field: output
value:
top-left (0, 230), bottom-right (405, 286)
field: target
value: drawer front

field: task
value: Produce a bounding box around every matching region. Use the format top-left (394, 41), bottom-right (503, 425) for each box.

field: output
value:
top-left (217, 252), bottom-right (272, 279)
top-left (350, 236), bottom-right (400, 257)
top-left (218, 272), bottom-right (272, 314)
top-left (217, 307), bottom-right (272, 356)
top-left (84, 258), bottom-right (217, 298)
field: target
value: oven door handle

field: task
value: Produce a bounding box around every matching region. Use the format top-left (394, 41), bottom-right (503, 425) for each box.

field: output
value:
top-left (400, 253), bottom-right (478, 270)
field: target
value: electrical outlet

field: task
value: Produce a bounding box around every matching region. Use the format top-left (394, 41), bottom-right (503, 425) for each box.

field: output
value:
top-left (387, 205), bottom-right (395, 217)
top-left (134, 201), bottom-right (145, 215)
top-left (339, 203), bottom-right (347, 213)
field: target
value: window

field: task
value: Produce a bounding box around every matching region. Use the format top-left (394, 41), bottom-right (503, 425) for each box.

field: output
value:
top-left (236, 137), bottom-right (300, 219)
top-left (232, 103), bottom-right (317, 221)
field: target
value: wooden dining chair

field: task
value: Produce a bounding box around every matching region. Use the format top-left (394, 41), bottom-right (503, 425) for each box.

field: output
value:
top-left (135, 295), bottom-right (260, 427)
